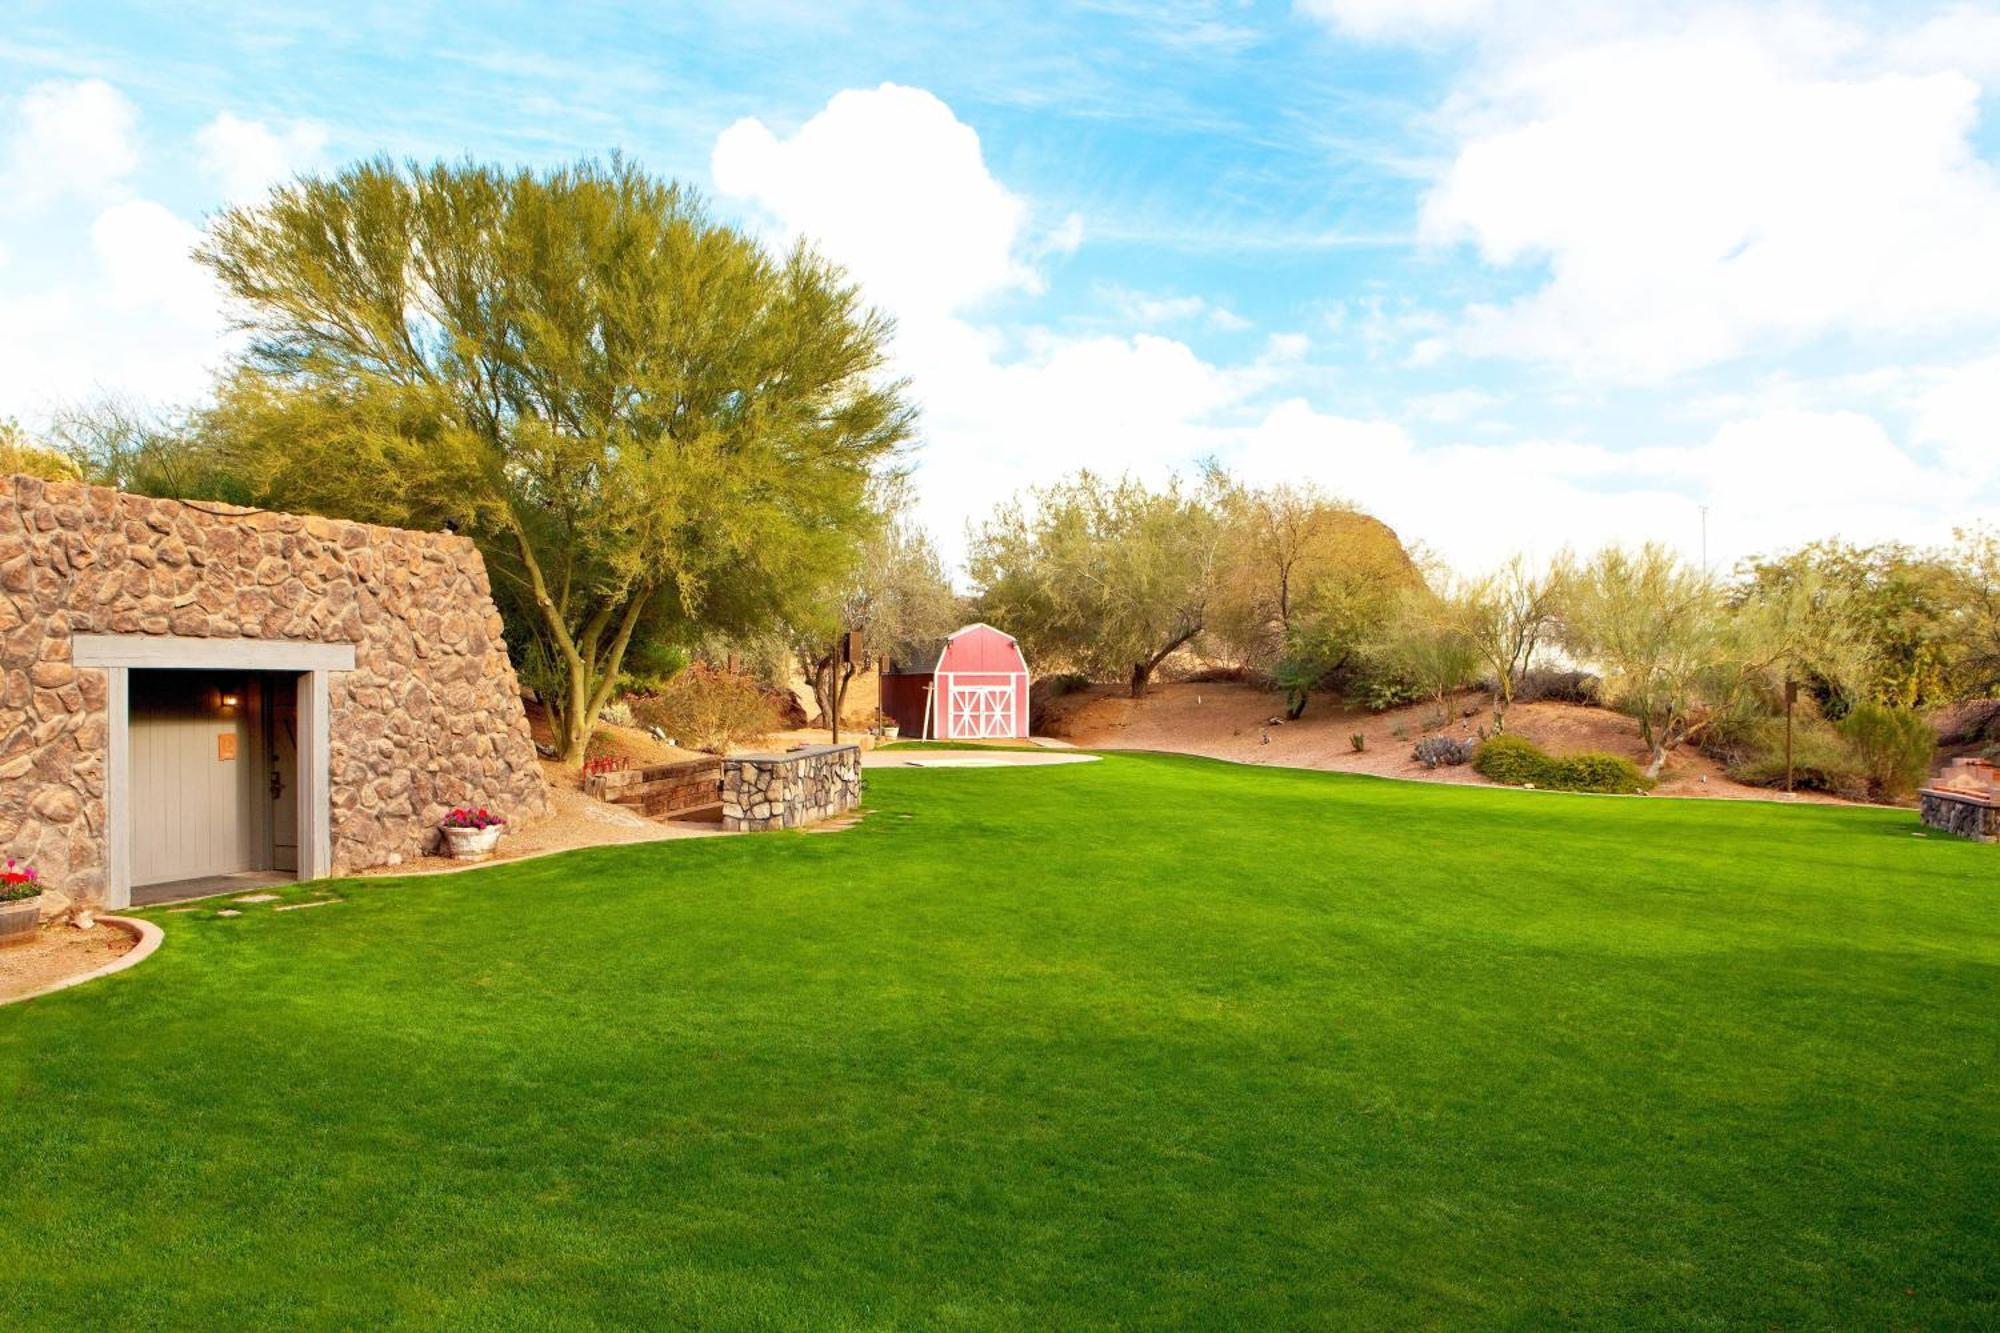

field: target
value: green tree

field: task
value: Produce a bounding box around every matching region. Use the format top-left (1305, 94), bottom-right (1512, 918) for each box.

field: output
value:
top-left (0, 417), bottom-right (81, 481)
top-left (197, 157), bottom-right (911, 763)
top-left (970, 471), bottom-right (1220, 697)
top-left (1449, 554), bottom-right (1566, 733)
top-left (1371, 587), bottom-right (1480, 727)
top-left (1564, 544), bottom-right (1763, 777)
top-left (789, 501), bottom-right (960, 731)
top-left (1209, 477), bottom-right (1415, 717)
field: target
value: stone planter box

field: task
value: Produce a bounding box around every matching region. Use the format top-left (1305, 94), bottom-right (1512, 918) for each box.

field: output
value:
top-left (442, 826), bottom-right (504, 861)
top-left (722, 744), bottom-right (862, 832)
top-left (0, 896), bottom-right (43, 948)
top-left (1919, 788), bottom-right (2000, 842)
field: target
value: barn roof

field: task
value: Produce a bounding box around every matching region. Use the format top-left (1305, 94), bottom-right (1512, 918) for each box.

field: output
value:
top-left (881, 623), bottom-right (1023, 676)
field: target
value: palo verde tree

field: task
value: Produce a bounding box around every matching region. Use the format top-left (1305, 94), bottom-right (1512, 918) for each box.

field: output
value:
top-left (198, 157), bottom-right (911, 763)
top-left (787, 495), bottom-right (960, 729)
top-left (1209, 476), bottom-right (1415, 718)
top-left (1562, 543), bottom-right (1763, 777)
top-left (970, 470), bottom-right (1221, 697)
top-left (1450, 554), bottom-right (1567, 733)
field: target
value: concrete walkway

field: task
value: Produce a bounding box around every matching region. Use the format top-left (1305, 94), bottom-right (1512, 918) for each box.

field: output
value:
top-left (863, 749), bottom-right (1099, 769)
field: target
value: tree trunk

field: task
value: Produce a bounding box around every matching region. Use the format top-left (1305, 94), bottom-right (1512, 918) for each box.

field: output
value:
top-left (1129, 661), bottom-right (1151, 698)
top-left (1643, 743), bottom-right (1669, 779)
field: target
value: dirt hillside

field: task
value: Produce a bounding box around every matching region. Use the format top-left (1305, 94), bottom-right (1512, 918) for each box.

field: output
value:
top-left (1042, 680), bottom-right (1844, 803)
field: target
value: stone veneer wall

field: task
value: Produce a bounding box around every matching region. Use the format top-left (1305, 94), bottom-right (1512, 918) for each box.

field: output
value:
top-left (0, 473), bottom-right (548, 900)
top-left (721, 744), bottom-right (862, 831)
top-left (1918, 789), bottom-right (2000, 842)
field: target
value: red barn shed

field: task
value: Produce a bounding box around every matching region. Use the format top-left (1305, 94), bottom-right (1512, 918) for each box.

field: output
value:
top-left (879, 623), bottom-right (1031, 741)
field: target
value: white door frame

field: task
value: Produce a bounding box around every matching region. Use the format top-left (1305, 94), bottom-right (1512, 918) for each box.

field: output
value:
top-left (74, 634), bottom-right (355, 908)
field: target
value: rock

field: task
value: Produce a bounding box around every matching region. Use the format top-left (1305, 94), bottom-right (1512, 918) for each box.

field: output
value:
top-left (71, 909), bottom-right (95, 930)
top-left (36, 888), bottom-right (71, 922)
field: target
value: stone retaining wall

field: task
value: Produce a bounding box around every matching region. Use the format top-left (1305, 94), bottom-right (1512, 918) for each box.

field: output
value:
top-left (722, 744), bottom-right (861, 831)
top-left (0, 473), bottom-right (548, 899)
top-left (1919, 788), bottom-right (2000, 842)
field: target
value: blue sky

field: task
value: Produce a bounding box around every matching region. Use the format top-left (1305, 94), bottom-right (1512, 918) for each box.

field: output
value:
top-left (6, 0), bottom-right (2000, 571)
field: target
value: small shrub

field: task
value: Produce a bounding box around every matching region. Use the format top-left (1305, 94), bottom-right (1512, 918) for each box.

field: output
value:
top-left (1412, 735), bottom-right (1472, 769)
top-left (1472, 733), bottom-right (1551, 785)
top-left (1727, 718), bottom-right (1870, 800)
top-left (1514, 668), bottom-right (1601, 706)
top-left (1551, 751), bottom-right (1651, 795)
top-left (1837, 703), bottom-right (1934, 800)
top-left (1473, 734), bottom-right (1649, 793)
top-left (598, 700), bottom-right (635, 729)
top-left (630, 666), bottom-right (780, 754)
top-left (1349, 732), bottom-right (1367, 753)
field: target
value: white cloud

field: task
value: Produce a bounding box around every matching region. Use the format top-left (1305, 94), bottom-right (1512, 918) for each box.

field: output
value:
top-left (1295, 0), bottom-right (1500, 42)
top-left (4, 79), bottom-right (140, 207)
top-left (195, 112), bottom-right (329, 205)
top-left (1101, 286), bottom-right (1253, 331)
top-left (713, 83), bottom-right (1035, 325)
top-left (1416, 10), bottom-right (2000, 379)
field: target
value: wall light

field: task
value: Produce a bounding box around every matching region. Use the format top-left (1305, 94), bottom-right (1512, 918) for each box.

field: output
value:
top-left (218, 691), bottom-right (240, 712)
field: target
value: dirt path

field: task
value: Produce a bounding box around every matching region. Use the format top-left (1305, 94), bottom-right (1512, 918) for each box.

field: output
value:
top-left (1043, 681), bottom-right (1846, 804)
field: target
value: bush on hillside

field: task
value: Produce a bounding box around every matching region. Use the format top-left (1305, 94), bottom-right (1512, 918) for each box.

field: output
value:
top-left (597, 700), bottom-right (635, 729)
top-left (1471, 734), bottom-right (1549, 786)
top-left (1514, 667), bottom-right (1601, 706)
top-left (1473, 733), bottom-right (1650, 794)
top-left (630, 665), bottom-right (780, 754)
top-left (1412, 735), bottom-right (1473, 769)
top-left (1726, 718), bottom-right (1869, 800)
top-left (1837, 703), bottom-right (1934, 800)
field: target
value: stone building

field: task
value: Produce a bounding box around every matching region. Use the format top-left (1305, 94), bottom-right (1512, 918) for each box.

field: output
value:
top-left (0, 474), bottom-right (548, 907)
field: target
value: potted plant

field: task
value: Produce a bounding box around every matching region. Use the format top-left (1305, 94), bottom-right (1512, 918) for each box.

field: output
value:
top-left (0, 858), bottom-right (43, 948)
top-left (440, 808), bottom-right (507, 861)
top-left (874, 712), bottom-right (901, 741)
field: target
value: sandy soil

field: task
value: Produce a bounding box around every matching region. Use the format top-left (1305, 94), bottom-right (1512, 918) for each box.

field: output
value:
top-left (0, 920), bottom-right (135, 1003)
top-left (356, 757), bottom-right (729, 878)
top-left (1043, 680), bottom-right (1846, 804)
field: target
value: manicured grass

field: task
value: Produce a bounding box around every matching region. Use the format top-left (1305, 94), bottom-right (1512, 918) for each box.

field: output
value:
top-left (3, 755), bottom-right (1996, 1328)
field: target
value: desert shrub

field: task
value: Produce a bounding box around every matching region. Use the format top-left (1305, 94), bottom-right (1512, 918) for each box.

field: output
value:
top-left (597, 700), bottom-right (635, 729)
top-left (1345, 662), bottom-right (1419, 713)
top-left (1412, 735), bottom-right (1472, 769)
top-left (1473, 734), bottom-right (1650, 793)
top-left (630, 666), bottom-right (779, 753)
top-left (1514, 667), bottom-right (1601, 706)
top-left (1182, 663), bottom-right (1252, 684)
top-left (1552, 751), bottom-right (1651, 794)
top-left (1349, 732), bottom-right (1367, 753)
top-left (1837, 703), bottom-right (1934, 800)
top-left (1029, 672), bottom-right (1092, 733)
top-left (1472, 733), bottom-right (1551, 785)
top-left (1727, 718), bottom-right (1870, 799)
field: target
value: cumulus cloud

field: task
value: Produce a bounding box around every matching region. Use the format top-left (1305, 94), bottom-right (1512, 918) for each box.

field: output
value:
top-left (4, 79), bottom-right (140, 207)
top-left (713, 83), bottom-right (1035, 325)
top-left (195, 112), bottom-right (329, 205)
top-left (0, 82), bottom-right (233, 416)
top-left (1419, 12), bottom-right (2000, 379)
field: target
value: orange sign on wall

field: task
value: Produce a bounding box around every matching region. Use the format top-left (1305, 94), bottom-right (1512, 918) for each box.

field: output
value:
top-left (217, 733), bottom-right (237, 762)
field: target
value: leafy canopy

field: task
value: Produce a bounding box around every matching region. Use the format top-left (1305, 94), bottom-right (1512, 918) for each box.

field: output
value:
top-left (197, 157), bottom-right (911, 760)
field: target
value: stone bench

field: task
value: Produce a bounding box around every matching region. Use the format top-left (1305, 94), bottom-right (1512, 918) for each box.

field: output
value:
top-left (722, 745), bottom-right (861, 832)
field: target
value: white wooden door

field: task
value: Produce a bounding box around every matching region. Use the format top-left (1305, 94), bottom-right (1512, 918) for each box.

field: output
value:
top-left (129, 673), bottom-right (257, 886)
top-left (950, 683), bottom-right (1016, 738)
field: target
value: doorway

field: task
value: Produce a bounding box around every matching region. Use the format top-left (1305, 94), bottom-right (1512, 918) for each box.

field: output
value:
top-left (127, 669), bottom-right (302, 905)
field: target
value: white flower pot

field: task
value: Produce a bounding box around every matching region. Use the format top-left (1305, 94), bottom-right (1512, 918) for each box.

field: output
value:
top-left (443, 826), bottom-right (503, 861)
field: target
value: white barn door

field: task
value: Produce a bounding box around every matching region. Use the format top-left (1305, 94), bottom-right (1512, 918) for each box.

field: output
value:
top-left (949, 683), bottom-right (1017, 738)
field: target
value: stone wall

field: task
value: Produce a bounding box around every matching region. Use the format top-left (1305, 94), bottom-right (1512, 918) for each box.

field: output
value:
top-left (0, 473), bottom-right (548, 899)
top-left (721, 744), bottom-right (861, 831)
top-left (1919, 789), bottom-right (2000, 842)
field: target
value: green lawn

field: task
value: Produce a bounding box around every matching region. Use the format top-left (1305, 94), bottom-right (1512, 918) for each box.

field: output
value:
top-left (3, 754), bottom-right (1996, 1328)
